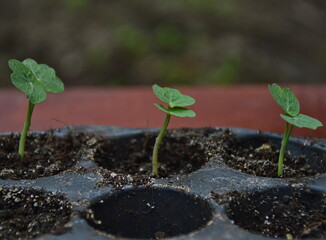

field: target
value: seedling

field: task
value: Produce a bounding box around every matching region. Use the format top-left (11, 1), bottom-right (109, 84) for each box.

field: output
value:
top-left (152, 84), bottom-right (196, 176)
top-left (268, 83), bottom-right (323, 176)
top-left (8, 58), bottom-right (64, 158)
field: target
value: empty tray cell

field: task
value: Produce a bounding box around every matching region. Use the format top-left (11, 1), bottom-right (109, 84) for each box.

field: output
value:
top-left (86, 187), bottom-right (213, 239)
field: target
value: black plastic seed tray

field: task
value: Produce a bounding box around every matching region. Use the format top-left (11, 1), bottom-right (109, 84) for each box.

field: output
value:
top-left (0, 126), bottom-right (325, 240)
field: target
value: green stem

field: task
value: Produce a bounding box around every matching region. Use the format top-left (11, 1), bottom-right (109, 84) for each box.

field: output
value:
top-left (18, 101), bottom-right (35, 158)
top-left (152, 113), bottom-right (171, 177)
top-left (277, 122), bottom-right (293, 176)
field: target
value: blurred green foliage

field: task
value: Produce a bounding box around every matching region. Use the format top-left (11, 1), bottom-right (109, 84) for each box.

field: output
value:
top-left (210, 56), bottom-right (242, 84)
top-left (0, 0), bottom-right (325, 86)
top-left (115, 25), bottom-right (150, 56)
top-left (154, 25), bottom-right (185, 52)
top-left (63, 0), bottom-right (88, 9)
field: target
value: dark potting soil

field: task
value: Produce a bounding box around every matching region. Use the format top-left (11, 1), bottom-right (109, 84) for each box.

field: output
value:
top-left (96, 168), bottom-right (154, 189)
top-left (0, 187), bottom-right (72, 239)
top-left (0, 131), bottom-right (85, 180)
top-left (210, 131), bottom-right (325, 178)
top-left (94, 128), bottom-right (216, 179)
top-left (212, 188), bottom-right (326, 239)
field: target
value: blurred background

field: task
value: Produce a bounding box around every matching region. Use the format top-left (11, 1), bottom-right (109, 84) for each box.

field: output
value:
top-left (0, 0), bottom-right (325, 87)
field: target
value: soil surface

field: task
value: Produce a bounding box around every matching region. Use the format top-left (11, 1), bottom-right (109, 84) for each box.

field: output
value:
top-left (210, 131), bottom-right (325, 178)
top-left (212, 188), bottom-right (326, 239)
top-left (0, 131), bottom-right (86, 180)
top-left (94, 128), bottom-right (216, 179)
top-left (0, 187), bottom-right (72, 239)
top-left (96, 168), bottom-right (154, 190)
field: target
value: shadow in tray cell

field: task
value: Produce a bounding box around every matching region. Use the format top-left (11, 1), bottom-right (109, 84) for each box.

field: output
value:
top-left (85, 187), bottom-right (213, 239)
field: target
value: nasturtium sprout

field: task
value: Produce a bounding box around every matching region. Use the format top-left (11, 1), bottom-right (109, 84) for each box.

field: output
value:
top-left (268, 83), bottom-right (323, 176)
top-left (8, 58), bottom-right (64, 158)
top-left (152, 84), bottom-right (196, 176)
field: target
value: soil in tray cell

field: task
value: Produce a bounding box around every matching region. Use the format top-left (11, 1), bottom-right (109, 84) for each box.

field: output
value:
top-left (212, 187), bottom-right (326, 239)
top-left (211, 132), bottom-right (325, 178)
top-left (0, 131), bottom-right (86, 180)
top-left (94, 128), bottom-right (217, 178)
top-left (0, 187), bottom-right (72, 239)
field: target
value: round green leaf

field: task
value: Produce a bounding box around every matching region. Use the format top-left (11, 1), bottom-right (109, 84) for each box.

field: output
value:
top-left (281, 113), bottom-right (323, 130)
top-left (22, 59), bottom-right (64, 93)
top-left (8, 58), bottom-right (64, 104)
top-left (154, 103), bottom-right (196, 118)
top-left (268, 83), bottom-right (300, 116)
top-left (9, 59), bottom-right (47, 104)
top-left (153, 84), bottom-right (195, 108)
